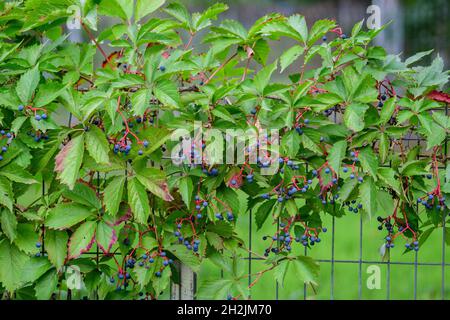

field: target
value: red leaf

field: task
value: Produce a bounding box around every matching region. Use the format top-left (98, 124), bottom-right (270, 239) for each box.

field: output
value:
top-left (54, 140), bottom-right (73, 174)
top-left (427, 90), bottom-right (450, 103)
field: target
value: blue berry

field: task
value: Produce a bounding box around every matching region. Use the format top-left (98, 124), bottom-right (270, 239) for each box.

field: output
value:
top-left (350, 174), bottom-right (355, 179)
top-left (155, 271), bottom-right (161, 277)
top-left (18, 105), bottom-right (24, 111)
top-left (159, 66), bottom-right (166, 72)
top-left (343, 167), bottom-right (348, 173)
top-left (325, 168), bottom-right (330, 174)
top-left (138, 150), bottom-right (143, 155)
top-left (35, 114), bottom-right (41, 121)
top-left (36, 242), bottom-right (42, 248)
top-left (41, 113), bottom-right (47, 120)
top-left (143, 140), bottom-right (149, 148)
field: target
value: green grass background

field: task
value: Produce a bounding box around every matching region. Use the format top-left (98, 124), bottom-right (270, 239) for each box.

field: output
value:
top-left (198, 207), bottom-right (449, 300)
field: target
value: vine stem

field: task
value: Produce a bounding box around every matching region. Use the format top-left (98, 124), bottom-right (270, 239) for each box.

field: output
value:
top-left (80, 19), bottom-right (109, 62)
top-left (204, 52), bottom-right (238, 85)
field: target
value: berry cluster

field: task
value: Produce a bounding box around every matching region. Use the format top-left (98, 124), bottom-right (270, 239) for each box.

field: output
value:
top-left (262, 221), bottom-right (327, 256)
top-left (111, 251), bottom-right (174, 290)
top-left (27, 130), bottom-right (49, 142)
top-left (0, 130), bottom-right (13, 161)
top-left (343, 200), bottom-right (363, 214)
top-left (18, 104), bottom-right (48, 121)
top-left (174, 223), bottom-right (202, 252)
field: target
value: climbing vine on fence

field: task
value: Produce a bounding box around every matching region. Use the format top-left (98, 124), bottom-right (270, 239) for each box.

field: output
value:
top-left (0, 0), bottom-right (449, 300)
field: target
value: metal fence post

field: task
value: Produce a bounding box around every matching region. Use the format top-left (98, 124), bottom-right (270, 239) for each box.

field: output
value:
top-left (171, 262), bottom-right (196, 300)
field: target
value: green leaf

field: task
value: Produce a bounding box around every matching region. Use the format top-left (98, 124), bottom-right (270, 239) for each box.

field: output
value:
top-left (55, 134), bottom-right (85, 190)
top-left (287, 14), bottom-right (308, 43)
top-left (344, 103), bottom-right (369, 132)
top-left (377, 167), bottom-right (401, 196)
top-left (128, 177), bottom-right (151, 224)
top-left (1, 209), bottom-right (17, 242)
top-left (45, 203), bottom-right (94, 230)
top-left (99, 0), bottom-right (133, 21)
top-left (0, 239), bottom-right (30, 292)
top-left (197, 279), bottom-right (234, 300)
top-left (255, 200), bottom-right (276, 230)
top-left (33, 83), bottom-right (66, 109)
top-left (152, 265), bottom-right (171, 297)
top-left (0, 163), bottom-right (39, 184)
top-left (195, 3), bottom-right (228, 31)
top-left (21, 257), bottom-right (53, 283)
top-left (327, 140), bottom-right (347, 173)
top-left (85, 126), bottom-right (110, 165)
top-left (104, 176), bottom-right (126, 216)
top-left (280, 45), bottom-right (303, 72)
top-left (273, 258), bottom-right (290, 287)
top-left (16, 65), bottom-right (40, 104)
top-left (379, 133), bottom-right (390, 164)
top-left (352, 75), bottom-right (378, 103)
top-left (35, 269), bottom-right (58, 300)
top-left (291, 256), bottom-right (320, 287)
top-left (136, 168), bottom-right (174, 202)
top-left (358, 147), bottom-right (378, 179)
top-left (168, 244), bottom-right (201, 272)
top-left (136, 0), bottom-right (166, 21)
top-left (301, 132), bottom-right (322, 154)
top-left (400, 160), bottom-right (428, 176)
top-left (68, 221), bottom-right (97, 259)
top-left (131, 88), bottom-right (152, 116)
top-left (212, 106), bottom-right (235, 123)
top-left (178, 176), bottom-right (193, 208)
top-left (14, 223), bottom-right (40, 254)
top-left (45, 230), bottom-right (68, 270)
top-left (359, 176), bottom-right (377, 218)
top-left (254, 60), bottom-right (277, 94)
top-left (154, 79), bottom-right (181, 108)
top-left (0, 176), bottom-right (13, 212)
top-left (62, 182), bottom-right (101, 209)
top-left (163, 1), bottom-right (192, 28)
top-left (96, 221), bottom-right (117, 254)
top-left (339, 178), bottom-right (358, 203)
top-left (379, 97), bottom-right (397, 125)
top-left (282, 130), bottom-right (301, 158)
top-left (307, 19), bottom-right (336, 45)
